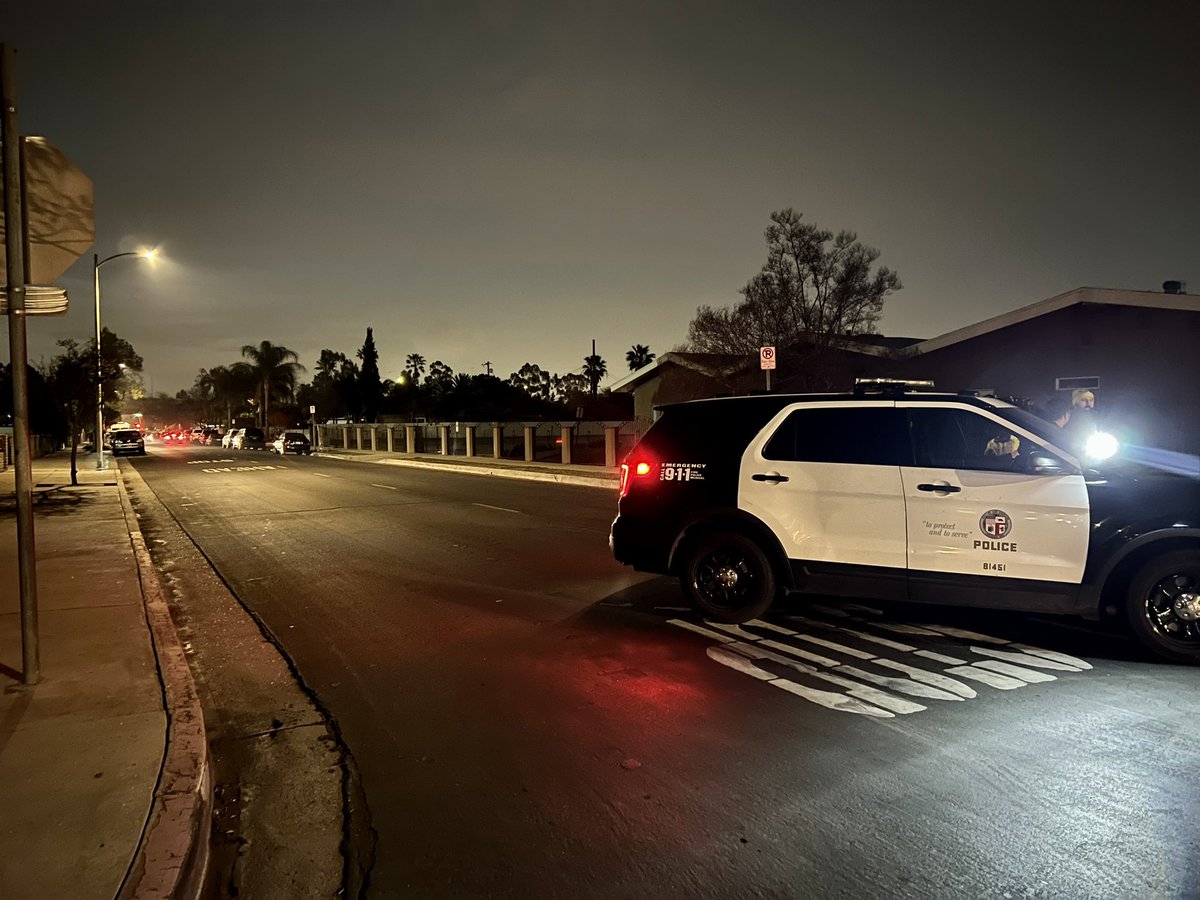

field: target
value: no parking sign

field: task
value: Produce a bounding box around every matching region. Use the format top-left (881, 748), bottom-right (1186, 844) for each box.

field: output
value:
top-left (760, 346), bottom-right (776, 370)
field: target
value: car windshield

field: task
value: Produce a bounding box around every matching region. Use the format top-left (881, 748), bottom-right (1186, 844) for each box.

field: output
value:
top-left (244, 428), bottom-right (264, 439)
top-left (112, 430), bottom-right (141, 440)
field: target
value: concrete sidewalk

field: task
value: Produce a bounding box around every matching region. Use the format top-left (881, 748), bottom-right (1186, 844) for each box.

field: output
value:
top-left (0, 452), bottom-right (208, 900)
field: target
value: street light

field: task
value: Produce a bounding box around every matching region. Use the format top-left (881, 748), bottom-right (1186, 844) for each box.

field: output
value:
top-left (94, 249), bottom-right (156, 470)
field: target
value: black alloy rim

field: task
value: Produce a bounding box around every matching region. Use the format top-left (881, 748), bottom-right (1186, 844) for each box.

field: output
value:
top-left (695, 547), bottom-right (758, 611)
top-left (1144, 570), bottom-right (1200, 646)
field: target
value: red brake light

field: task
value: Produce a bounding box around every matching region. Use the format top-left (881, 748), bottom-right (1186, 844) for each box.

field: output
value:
top-left (619, 457), bottom-right (656, 499)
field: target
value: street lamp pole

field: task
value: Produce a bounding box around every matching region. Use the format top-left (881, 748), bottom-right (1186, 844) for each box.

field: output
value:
top-left (94, 250), bottom-right (155, 469)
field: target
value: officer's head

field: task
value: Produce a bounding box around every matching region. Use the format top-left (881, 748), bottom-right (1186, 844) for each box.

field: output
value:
top-left (1044, 396), bottom-right (1073, 426)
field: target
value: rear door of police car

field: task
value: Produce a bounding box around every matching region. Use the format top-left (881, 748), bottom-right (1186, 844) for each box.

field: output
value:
top-left (740, 402), bottom-right (910, 594)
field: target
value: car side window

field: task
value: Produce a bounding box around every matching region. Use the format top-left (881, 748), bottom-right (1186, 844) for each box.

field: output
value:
top-left (908, 408), bottom-right (1065, 474)
top-left (762, 407), bottom-right (913, 466)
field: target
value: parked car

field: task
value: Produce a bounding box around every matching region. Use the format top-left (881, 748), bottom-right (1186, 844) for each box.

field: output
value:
top-left (222, 429), bottom-right (242, 449)
top-left (109, 428), bottom-right (146, 456)
top-left (271, 430), bottom-right (312, 455)
top-left (610, 379), bottom-right (1200, 664)
top-left (234, 426), bottom-right (266, 450)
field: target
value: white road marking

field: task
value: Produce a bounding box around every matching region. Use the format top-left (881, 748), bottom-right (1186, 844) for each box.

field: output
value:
top-left (668, 603), bottom-right (1095, 716)
top-left (944, 666), bottom-right (1027, 690)
top-left (914, 623), bottom-right (1013, 646)
top-left (869, 658), bottom-right (978, 699)
top-left (915, 650), bottom-right (967, 665)
top-left (970, 659), bottom-right (1057, 683)
top-left (968, 645), bottom-right (1083, 672)
top-left (1011, 644), bottom-right (1094, 670)
top-left (473, 502), bottom-right (521, 513)
top-left (700, 623), bottom-right (947, 708)
top-left (707, 647), bottom-right (893, 718)
top-left (312, 472), bottom-right (332, 478)
top-left (370, 483), bottom-right (398, 490)
top-left (759, 638), bottom-right (839, 667)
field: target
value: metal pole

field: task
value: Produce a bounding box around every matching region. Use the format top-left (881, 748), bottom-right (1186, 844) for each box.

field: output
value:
top-left (94, 252), bottom-right (105, 469)
top-left (3, 43), bottom-right (40, 684)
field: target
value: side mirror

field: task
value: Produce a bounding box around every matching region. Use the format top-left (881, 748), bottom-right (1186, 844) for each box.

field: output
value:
top-left (1029, 453), bottom-right (1069, 476)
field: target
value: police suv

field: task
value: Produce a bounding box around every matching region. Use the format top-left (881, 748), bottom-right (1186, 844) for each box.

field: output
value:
top-left (610, 381), bottom-right (1200, 664)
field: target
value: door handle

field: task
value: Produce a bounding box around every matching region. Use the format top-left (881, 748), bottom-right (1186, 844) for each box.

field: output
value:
top-left (917, 482), bottom-right (961, 493)
top-left (752, 472), bottom-right (789, 484)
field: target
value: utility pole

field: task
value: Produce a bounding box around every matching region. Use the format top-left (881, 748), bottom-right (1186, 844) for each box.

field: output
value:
top-left (482, 361), bottom-right (493, 376)
top-left (2, 43), bottom-right (40, 684)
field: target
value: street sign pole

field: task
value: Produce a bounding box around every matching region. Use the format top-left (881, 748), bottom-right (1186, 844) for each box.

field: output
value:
top-left (760, 346), bottom-right (776, 393)
top-left (2, 43), bottom-right (40, 685)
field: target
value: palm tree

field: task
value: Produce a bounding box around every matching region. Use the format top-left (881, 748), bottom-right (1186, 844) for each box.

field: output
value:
top-left (625, 344), bottom-right (655, 371)
top-left (582, 353), bottom-right (608, 399)
top-left (241, 341), bottom-right (305, 428)
top-left (405, 353), bottom-right (426, 386)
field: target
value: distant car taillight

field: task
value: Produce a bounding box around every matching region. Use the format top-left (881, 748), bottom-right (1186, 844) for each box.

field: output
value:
top-left (618, 458), bottom-right (655, 499)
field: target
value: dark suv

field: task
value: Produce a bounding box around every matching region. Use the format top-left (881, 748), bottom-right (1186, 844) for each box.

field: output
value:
top-left (109, 429), bottom-right (146, 456)
top-left (610, 382), bottom-right (1200, 663)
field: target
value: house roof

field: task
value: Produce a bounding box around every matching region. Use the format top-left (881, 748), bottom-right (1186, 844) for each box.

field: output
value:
top-left (609, 286), bottom-right (1197, 393)
top-left (608, 351), bottom-right (750, 393)
top-left (903, 286), bottom-right (1198, 357)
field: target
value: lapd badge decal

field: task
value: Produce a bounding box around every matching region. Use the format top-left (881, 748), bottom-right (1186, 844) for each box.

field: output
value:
top-left (979, 509), bottom-right (1011, 540)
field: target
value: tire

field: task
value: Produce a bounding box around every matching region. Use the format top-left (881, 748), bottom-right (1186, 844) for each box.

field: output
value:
top-left (680, 530), bottom-right (777, 623)
top-left (1124, 549), bottom-right (1200, 664)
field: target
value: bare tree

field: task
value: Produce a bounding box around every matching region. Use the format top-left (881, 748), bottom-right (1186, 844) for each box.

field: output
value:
top-left (686, 209), bottom-right (901, 386)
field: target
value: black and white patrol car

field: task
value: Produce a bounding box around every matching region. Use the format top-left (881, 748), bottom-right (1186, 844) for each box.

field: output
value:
top-left (610, 381), bottom-right (1200, 664)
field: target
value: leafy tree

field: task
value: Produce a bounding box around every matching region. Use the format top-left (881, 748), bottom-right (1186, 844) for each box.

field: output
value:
top-left (44, 341), bottom-right (98, 485)
top-left (425, 360), bottom-right (453, 398)
top-left (357, 327), bottom-right (383, 422)
top-left (625, 344), bottom-right (655, 371)
top-left (686, 208), bottom-right (901, 388)
top-left (508, 363), bottom-right (554, 401)
top-left (404, 353), bottom-right (427, 386)
top-left (96, 328), bottom-right (143, 428)
top-left (582, 354), bottom-right (608, 399)
top-left (315, 349), bottom-right (348, 384)
top-left (206, 364), bottom-right (257, 425)
top-left (241, 341), bottom-right (305, 428)
top-left (556, 372), bottom-right (590, 403)
top-left (334, 356), bottom-right (361, 420)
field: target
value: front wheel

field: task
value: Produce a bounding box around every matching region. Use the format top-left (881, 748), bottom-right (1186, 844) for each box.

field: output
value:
top-left (1124, 549), bottom-right (1200, 664)
top-left (680, 530), bottom-right (777, 623)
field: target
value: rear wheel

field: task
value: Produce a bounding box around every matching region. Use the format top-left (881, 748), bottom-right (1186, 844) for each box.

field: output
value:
top-left (1124, 549), bottom-right (1200, 664)
top-left (680, 530), bottom-right (777, 623)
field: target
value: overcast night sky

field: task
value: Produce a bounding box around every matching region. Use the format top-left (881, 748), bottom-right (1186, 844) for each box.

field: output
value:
top-left (3, 1), bottom-right (1197, 395)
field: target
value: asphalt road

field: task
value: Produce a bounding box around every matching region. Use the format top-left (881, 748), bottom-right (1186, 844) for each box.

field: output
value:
top-left (126, 441), bottom-right (1200, 899)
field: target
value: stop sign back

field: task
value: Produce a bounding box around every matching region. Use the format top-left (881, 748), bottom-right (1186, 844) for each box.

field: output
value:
top-left (0, 135), bottom-right (94, 283)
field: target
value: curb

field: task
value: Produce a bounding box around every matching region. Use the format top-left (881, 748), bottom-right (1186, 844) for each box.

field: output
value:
top-left (315, 451), bottom-right (620, 490)
top-left (115, 469), bottom-right (212, 900)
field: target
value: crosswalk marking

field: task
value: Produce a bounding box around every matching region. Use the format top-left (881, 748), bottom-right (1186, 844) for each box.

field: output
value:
top-left (668, 608), bottom-right (1093, 718)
